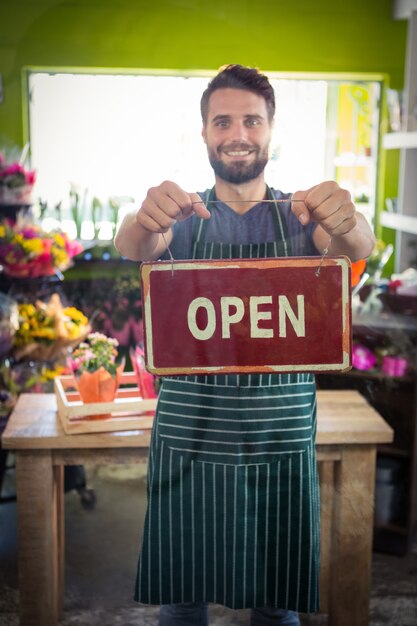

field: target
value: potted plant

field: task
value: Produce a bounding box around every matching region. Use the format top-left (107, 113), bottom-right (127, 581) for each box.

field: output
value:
top-left (69, 332), bottom-right (124, 404)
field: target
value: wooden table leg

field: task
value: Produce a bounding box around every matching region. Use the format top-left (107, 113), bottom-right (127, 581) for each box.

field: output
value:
top-left (53, 465), bottom-right (65, 618)
top-left (329, 445), bottom-right (376, 626)
top-left (16, 451), bottom-right (59, 626)
top-left (318, 459), bottom-right (335, 614)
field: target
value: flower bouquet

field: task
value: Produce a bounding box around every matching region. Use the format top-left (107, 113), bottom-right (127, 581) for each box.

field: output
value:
top-left (0, 216), bottom-right (83, 278)
top-left (0, 151), bottom-right (36, 205)
top-left (69, 332), bottom-right (124, 405)
top-left (13, 293), bottom-right (91, 363)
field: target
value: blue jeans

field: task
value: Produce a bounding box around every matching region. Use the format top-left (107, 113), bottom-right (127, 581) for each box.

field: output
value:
top-left (159, 602), bottom-right (300, 625)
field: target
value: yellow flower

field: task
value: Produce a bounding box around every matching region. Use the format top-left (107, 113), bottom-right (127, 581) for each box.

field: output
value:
top-left (20, 303), bottom-right (36, 317)
top-left (64, 307), bottom-right (89, 326)
top-left (52, 248), bottom-right (68, 267)
top-left (32, 327), bottom-right (57, 341)
top-left (63, 307), bottom-right (90, 339)
top-left (22, 238), bottom-right (44, 255)
top-left (41, 365), bottom-right (66, 381)
top-left (53, 233), bottom-right (65, 247)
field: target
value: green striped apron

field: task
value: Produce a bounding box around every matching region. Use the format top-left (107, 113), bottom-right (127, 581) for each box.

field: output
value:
top-left (135, 188), bottom-right (320, 612)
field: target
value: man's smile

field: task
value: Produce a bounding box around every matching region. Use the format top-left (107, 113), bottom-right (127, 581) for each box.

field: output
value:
top-left (224, 150), bottom-right (252, 157)
top-left (221, 144), bottom-right (256, 158)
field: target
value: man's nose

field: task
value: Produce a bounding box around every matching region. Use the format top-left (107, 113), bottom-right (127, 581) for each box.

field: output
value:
top-left (229, 121), bottom-right (249, 142)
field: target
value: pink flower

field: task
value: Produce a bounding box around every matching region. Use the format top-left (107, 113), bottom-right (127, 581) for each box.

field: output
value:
top-left (1, 163), bottom-right (25, 177)
top-left (352, 344), bottom-right (377, 371)
top-left (0, 159), bottom-right (36, 187)
top-left (65, 239), bottom-right (83, 256)
top-left (21, 227), bottom-right (39, 239)
top-left (25, 170), bottom-right (36, 185)
top-left (38, 239), bottom-right (52, 257)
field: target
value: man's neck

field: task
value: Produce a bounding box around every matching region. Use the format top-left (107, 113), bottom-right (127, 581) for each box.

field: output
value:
top-left (214, 177), bottom-right (267, 214)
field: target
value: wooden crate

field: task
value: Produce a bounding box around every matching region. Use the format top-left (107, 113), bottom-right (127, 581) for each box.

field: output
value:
top-left (54, 371), bottom-right (157, 434)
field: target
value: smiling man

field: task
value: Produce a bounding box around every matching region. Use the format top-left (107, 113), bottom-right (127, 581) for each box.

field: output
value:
top-left (115, 64), bottom-right (375, 626)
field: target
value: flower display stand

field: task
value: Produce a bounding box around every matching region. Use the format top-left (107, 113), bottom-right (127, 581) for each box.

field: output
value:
top-left (54, 371), bottom-right (156, 434)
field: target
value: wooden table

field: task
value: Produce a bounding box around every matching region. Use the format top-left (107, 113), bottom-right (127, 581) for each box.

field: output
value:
top-left (2, 390), bottom-right (393, 626)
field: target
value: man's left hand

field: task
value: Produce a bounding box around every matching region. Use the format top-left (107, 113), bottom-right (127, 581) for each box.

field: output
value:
top-left (291, 181), bottom-right (357, 236)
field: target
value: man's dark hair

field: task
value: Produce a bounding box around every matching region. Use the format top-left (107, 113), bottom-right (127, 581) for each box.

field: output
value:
top-left (200, 64), bottom-right (275, 125)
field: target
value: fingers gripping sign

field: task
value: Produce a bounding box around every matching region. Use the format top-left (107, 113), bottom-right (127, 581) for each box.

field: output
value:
top-left (136, 180), bottom-right (211, 234)
top-left (291, 181), bottom-right (357, 237)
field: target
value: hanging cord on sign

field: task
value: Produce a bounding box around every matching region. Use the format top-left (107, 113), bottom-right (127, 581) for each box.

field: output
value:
top-left (161, 232), bottom-right (175, 276)
top-left (315, 237), bottom-right (332, 277)
top-left (161, 197), bottom-right (331, 277)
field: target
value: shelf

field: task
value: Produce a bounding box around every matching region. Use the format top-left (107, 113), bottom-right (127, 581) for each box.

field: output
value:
top-left (374, 522), bottom-right (408, 535)
top-left (394, 0), bottom-right (417, 19)
top-left (380, 212), bottom-right (417, 235)
top-left (334, 154), bottom-right (374, 167)
top-left (378, 445), bottom-right (411, 458)
top-left (353, 311), bottom-right (417, 332)
top-left (383, 131), bottom-right (417, 149)
top-left (0, 203), bottom-right (32, 210)
top-left (343, 370), bottom-right (414, 384)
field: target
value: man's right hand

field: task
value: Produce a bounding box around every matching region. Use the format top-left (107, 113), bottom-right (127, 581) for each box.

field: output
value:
top-left (114, 181), bottom-right (211, 261)
top-left (137, 180), bottom-right (211, 233)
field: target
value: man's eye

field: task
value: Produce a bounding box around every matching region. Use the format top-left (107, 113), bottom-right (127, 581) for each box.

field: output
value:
top-left (215, 120), bottom-right (229, 128)
top-left (246, 118), bottom-right (261, 127)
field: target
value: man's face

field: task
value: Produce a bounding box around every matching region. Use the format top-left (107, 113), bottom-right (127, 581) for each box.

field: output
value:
top-left (202, 88), bottom-right (273, 184)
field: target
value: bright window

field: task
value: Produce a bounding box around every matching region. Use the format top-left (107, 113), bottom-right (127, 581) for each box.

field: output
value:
top-left (26, 70), bottom-right (381, 238)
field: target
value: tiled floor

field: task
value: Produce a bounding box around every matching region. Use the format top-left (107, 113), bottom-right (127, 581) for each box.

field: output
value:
top-left (0, 461), bottom-right (416, 625)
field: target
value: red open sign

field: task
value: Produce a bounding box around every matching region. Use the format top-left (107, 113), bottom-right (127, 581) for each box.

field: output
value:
top-left (140, 257), bottom-right (351, 375)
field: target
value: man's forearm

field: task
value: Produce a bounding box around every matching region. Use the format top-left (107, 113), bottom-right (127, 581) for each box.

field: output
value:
top-left (313, 212), bottom-right (375, 262)
top-left (114, 213), bottom-right (168, 261)
top-left (329, 213), bottom-right (376, 261)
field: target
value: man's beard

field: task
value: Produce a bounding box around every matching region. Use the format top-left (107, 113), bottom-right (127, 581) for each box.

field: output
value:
top-left (208, 144), bottom-right (269, 184)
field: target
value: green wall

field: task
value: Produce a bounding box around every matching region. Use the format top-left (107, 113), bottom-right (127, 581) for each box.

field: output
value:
top-left (0, 0), bottom-right (409, 248)
top-left (0, 0), bottom-right (408, 145)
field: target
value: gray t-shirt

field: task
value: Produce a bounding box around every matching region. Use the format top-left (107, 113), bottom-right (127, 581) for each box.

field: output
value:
top-left (162, 187), bottom-right (319, 260)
